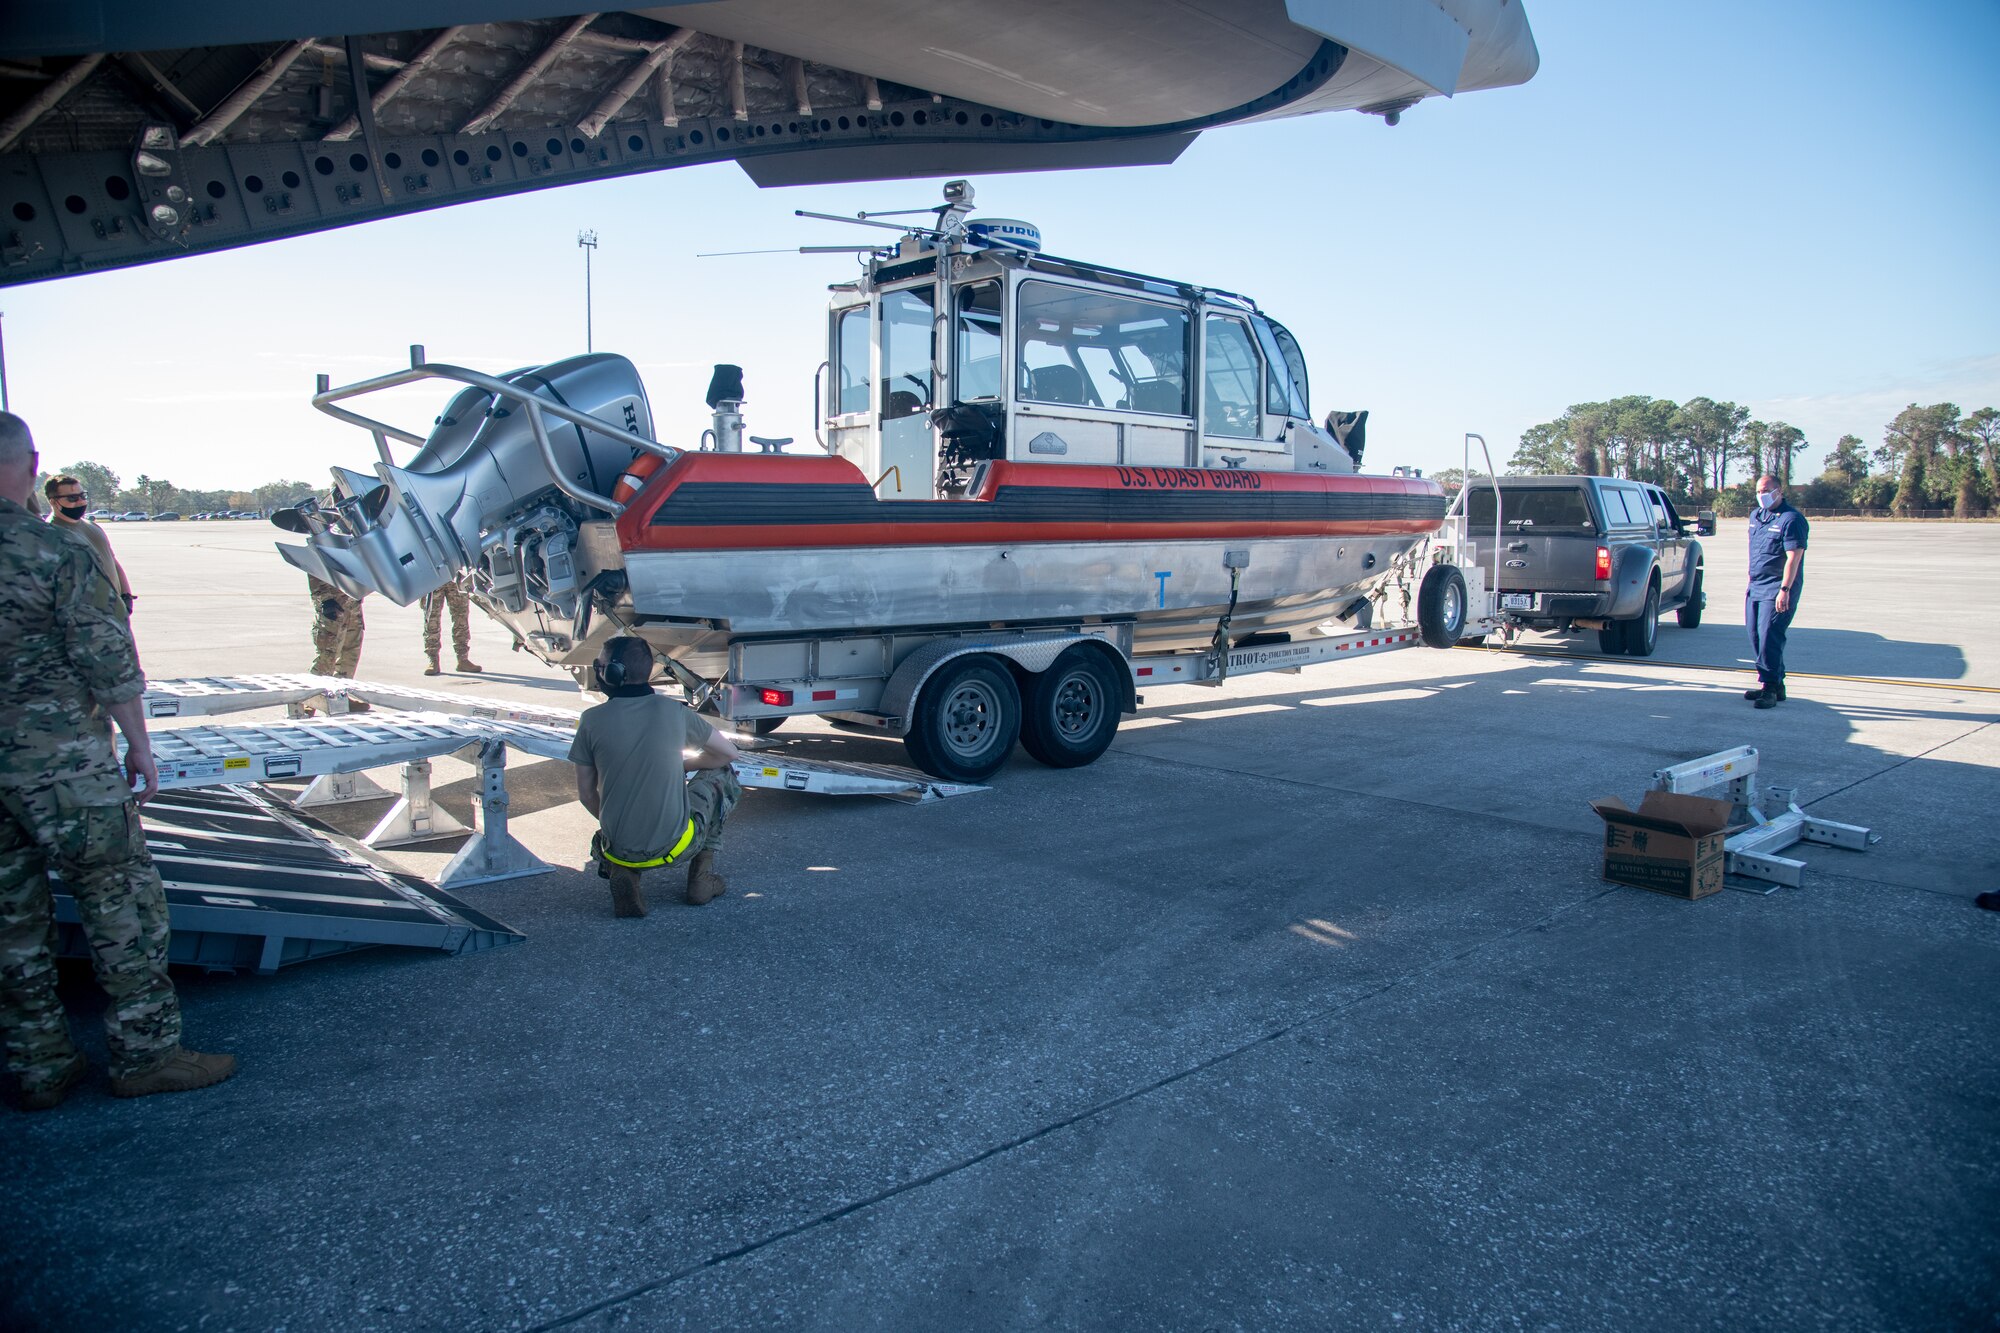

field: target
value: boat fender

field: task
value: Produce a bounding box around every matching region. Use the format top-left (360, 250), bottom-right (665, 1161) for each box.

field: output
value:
top-left (613, 452), bottom-right (665, 504)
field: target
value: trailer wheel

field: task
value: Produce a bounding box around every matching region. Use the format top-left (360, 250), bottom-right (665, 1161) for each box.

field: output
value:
top-left (1417, 566), bottom-right (1468, 648)
top-left (902, 655), bottom-right (1020, 783)
top-left (1020, 647), bottom-right (1121, 768)
top-left (1676, 569), bottom-right (1704, 628)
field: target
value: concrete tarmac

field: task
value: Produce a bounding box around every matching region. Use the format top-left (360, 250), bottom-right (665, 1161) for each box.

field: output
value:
top-left (3, 517), bottom-right (1996, 1331)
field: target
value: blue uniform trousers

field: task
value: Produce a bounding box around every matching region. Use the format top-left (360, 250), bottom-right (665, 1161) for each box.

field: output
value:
top-left (1745, 593), bottom-right (1798, 689)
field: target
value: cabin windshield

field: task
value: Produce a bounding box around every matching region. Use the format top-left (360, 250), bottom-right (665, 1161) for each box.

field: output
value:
top-left (954, 281), bottom-right (1003, 401)
top-left (1255, 316), bottom-right (1311, 419)
top-left (879, 287), bottom-right (935, 420)
top-left (1015, 279), bottom-right (1190, 416)
top-left (832, 305), bottom-right (869, 415)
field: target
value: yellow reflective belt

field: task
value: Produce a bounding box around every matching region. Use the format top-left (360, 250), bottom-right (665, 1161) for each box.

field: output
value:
top-left (599, 817), bottom-right (696, 869)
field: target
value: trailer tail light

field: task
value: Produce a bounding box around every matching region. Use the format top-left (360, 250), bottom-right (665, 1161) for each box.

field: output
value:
top-left (1594, 546), bottom-right (1611, 581)
top-left (758, 688), bottom-right (792, 707)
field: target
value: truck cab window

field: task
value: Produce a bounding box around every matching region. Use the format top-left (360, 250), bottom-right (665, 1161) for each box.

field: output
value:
top-left (879, 287), bottom-right (934, 420)
top-left (833, 305), bottom-right (869, 415)
top-left (1203, 315), bottom-right (1261, 438)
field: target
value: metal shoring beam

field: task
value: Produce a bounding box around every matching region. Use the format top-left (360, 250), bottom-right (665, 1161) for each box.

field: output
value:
top-left (364, 757), bottom-right (471, 847)
top-left (0, 54), bottom-right (106, 154)
top-left (787, 57), bottom-right (812, 116)
top-left (117, 52), bottom-right (204, 120)
top-left (654, 60), bottom-right (678, 127)
top-left (344, 35), bottom-right (395, 201)
top-left (576, 28), bottom-right (693, 139)
top-left (324, 25), bottom-right (466, 142)
top-left (459, 13), bottom-right (600, 136)
top-left (303, 40), bottom-right (404, 73)
top-left (728, 40), bottom-right (747, 121)
top-left (183, 38), bottom-right (313, 147)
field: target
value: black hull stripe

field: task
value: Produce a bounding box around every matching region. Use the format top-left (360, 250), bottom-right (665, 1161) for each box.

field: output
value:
top-left (648, 482), bottom-right (1447, 527)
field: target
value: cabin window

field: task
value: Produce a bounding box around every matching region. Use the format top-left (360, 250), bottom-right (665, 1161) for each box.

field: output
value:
top-left (879, 287), bottom-right (935, 420)
top-left (1202, 315), bottom-right (1261, 438)
top-left (833, 306), bottom-right (869, 415)
top-left (954, 282), bottom-right (1003, 401)
top-left (1257, 317), bottom-right (1311, 419)
top-left (1015, 280), bottom-right (1190, 415)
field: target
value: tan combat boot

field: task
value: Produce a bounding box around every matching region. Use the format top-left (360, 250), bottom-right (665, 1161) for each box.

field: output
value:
top-left (13, 1051), bottom-right (88, 1112)
top-left (686, 849), bottom-right (727, 905)
top-left (456, 657), bottom-right (483, 673)
top-left (109, 1047), bottom-right (237, 1099)
top-left (607, 865), bottom-right (648, 918)
top-left (424, 654), bottom-right (441, 676)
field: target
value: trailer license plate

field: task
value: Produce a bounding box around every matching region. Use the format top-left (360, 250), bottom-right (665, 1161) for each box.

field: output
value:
top-left (1501, 593), bottom-right (1535, 611)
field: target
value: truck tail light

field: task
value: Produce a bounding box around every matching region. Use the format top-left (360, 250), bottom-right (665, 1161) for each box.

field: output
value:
top-left (1594, 546), bottom-right (1611, 581)
top-left (758, 688), bottom-right (792, 707)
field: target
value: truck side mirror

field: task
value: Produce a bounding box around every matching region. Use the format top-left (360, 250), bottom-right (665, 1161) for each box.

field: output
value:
top-left (1695, 510), bottom-right (1716, 536)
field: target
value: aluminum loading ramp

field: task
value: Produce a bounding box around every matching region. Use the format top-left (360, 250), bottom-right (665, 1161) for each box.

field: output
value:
top-left (51, 786), bottom-right (524, 975)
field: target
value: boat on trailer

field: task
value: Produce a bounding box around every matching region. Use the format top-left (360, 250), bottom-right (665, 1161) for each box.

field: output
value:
top-left (276, 182), bottom-right (1472, 778)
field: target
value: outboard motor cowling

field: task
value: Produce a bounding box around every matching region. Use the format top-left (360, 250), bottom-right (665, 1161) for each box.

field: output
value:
top-left (275, 352), bottom-right (653, 606)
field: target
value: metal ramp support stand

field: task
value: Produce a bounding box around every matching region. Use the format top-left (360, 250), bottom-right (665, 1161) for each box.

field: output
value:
top-left (295, 768), bottom-right (395, 808)
top-left (435, 739), bottom-right (555, 888)
top-left (364, 758), bottom-right (471, 847)
top-left (1651, 746), bottom-right (1878, 894)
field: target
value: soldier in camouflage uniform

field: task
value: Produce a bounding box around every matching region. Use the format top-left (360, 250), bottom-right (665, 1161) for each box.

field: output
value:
top-left (421, 572), bottom-right (482, 676)
top-left (308, 573), bottom-right (365, 677)
top-left (0, 412), bottom-right (235, 1109)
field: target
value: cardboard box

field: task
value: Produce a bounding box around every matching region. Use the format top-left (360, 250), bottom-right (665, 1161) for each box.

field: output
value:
top-left (1588, 791), bottom-right (1737, 900)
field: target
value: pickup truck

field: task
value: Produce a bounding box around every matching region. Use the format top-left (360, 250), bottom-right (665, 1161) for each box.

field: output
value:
top-left (1463, 475), bottom-right (1711, 656)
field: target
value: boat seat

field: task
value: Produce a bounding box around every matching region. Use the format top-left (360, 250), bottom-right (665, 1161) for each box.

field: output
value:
top-left (1029, 364), bottom-right (1086, 405)
top-left (1129, 379), bottom-right (1186, 415)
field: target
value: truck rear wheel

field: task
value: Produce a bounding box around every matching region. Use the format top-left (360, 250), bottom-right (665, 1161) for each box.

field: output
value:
top-left (1676, 570), bottom-right (1704, 628)
top-left (902, 655), bottom-right (1020, 783)
top-left (1626, 583), bottom-right (1660, 657)
top-left (1020, 646), bottom-right (1121, 768)
top-left (1597, 619), bottom-right (1628, 654)
top-left (1416, 566), bottom-right (1468, 649)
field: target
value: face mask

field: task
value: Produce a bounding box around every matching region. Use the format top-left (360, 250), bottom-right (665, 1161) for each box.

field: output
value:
top-left (57, 502), bottom-right (88, 520)
top-left (1757, 490), bottom-right (1778, 510)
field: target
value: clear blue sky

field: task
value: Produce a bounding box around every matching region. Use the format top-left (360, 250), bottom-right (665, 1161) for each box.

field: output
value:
top-left (4, 0), bottom-right (1995, 492)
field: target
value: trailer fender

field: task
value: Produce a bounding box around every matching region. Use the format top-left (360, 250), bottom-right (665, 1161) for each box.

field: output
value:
top-left (880, 633), bottom-right (1133, 736)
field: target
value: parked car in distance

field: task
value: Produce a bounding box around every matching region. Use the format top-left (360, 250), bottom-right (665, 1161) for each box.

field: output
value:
top-left (154, 511), bottom-right (181, 521)
top-left (1462, 475), bottom-right (1711, 657)
top-left (121, 511), bottom-right (149, 521)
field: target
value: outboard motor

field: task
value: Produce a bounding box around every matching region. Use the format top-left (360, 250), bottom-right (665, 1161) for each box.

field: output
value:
top-left (274, 353), bottom-right (653, 613)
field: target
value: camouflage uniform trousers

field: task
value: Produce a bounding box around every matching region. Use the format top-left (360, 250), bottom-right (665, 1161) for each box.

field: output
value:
top-left (422, 579), bottom-right (472, 663)
top-left (0, 769), bottom-right (181, 1087)
top-left (308, 576), bottom-right (364, 677)
top-left (592, 767), bottom-right (742, 871)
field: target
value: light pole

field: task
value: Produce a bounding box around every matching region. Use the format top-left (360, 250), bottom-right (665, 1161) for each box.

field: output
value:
top-left (577, 230), bottom-right (598, 353)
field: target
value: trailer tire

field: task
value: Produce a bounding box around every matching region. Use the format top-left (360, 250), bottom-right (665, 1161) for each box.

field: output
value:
top-left (1676, 569), bottom-right (1704, 628)
top-left (1417, 566), bottom-right (1468, 649)
top-left (1020, 647), bottom-right (1121, 769)
top-left (902, 655), bottom-right (1020, 783)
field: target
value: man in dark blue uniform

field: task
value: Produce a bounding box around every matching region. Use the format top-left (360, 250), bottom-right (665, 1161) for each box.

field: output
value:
top-left (1744, 474), bottom-right (1808, 709)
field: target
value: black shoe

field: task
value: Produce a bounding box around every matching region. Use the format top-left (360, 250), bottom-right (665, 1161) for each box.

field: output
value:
top-left (1754, 692), bottom-right (1782, 709)
top-left (1743, 686), bottom-right (1769, 700)
top-left (1975, 891), bottom-right (2000, 912)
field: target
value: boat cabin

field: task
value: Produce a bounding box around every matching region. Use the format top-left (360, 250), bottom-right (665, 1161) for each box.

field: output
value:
top-left (821, 218), bottom-right (1353, 500)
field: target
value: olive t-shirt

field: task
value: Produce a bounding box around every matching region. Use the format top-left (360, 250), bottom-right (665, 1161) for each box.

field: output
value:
top-left (567, 693), bottom-right (715, 858)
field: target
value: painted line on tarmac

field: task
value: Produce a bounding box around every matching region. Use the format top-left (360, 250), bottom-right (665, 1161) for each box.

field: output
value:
top-left (1457, 644), bottom-right (2000, 695)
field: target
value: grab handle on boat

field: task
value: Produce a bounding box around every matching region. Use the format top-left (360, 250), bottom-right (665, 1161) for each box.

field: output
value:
top-left (872, 464), bottom-right (902, 494)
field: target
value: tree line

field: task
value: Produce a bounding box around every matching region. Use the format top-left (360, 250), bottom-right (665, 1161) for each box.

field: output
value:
top-left (1483, 396), bottom-right (1999, 517)
top-left (26, 460), bottom-right (317, 517)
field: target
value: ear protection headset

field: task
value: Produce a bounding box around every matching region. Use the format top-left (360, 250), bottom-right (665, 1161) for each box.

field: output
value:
top-left (600, 652), bottom-right (628, 687)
